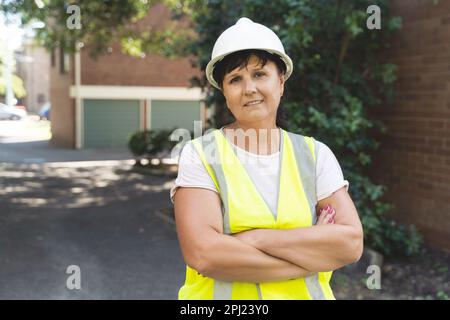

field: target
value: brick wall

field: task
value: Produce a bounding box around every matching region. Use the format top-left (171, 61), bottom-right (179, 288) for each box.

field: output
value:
top-left (80, 2), bottom-right (201, 87)
top-left (50, 2), bottom-right (202, 148)
top-left (50, 49), bottom-right (75, 148)
top-left (369, 0), bottom-right (450, 250)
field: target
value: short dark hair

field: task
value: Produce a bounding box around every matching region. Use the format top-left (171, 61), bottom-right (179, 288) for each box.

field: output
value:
top-left (211, 49), bottom-right (289, 129)
top-left (212, 49), bottom-right (287, 90)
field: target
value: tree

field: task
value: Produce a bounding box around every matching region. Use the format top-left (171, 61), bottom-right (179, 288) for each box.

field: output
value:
top-left (0, 35), bottom-right (26, 101)
top-left (0, 74), bottom-right (26, 100)
top-left (0, 0), bottom-right (192, 58)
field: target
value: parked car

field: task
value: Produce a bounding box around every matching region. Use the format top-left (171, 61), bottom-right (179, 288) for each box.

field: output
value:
top-left (38, 102), bottom-right (51, 120)
top-left (15, 105), bottom-right (27, 111)
top-left (0, 103), bottom-right (27, 120)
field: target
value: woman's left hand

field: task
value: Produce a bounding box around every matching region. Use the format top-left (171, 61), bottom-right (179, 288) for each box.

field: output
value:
top-left (316, 205), bottom-right (336, 225)
top-left (234, 205), bottom-right (336, 248)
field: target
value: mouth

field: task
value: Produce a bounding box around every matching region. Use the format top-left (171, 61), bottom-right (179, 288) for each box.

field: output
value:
top-left (244, 99), bottom-right (264, 107)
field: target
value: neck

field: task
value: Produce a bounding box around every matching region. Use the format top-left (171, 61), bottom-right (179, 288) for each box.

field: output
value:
top-left (223, 121), bottom-right (281, 155)
top-left (228, 120), bottom-right (278, 131)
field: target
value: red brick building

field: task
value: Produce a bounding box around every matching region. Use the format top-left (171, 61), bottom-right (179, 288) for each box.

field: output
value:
top-left (50, 2), bottom-right (204, 149)
top-left (370, 0), bottom-right (450, 250)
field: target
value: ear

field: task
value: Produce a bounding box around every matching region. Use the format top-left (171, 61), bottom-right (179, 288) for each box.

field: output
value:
top-left (279, 74), bottom-right (285, 96)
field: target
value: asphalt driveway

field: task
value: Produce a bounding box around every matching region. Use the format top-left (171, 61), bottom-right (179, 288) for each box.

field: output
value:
top-left (0, 119), bottom-right (185, 299)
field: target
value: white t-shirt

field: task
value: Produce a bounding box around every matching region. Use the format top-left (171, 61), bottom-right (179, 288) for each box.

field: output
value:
top-left (170, 129), bottom-right (349, 209)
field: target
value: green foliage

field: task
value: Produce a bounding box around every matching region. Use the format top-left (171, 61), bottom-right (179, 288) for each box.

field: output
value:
top-left (128, 128), bottom-right (179, 158)
top-left (173, 0), bottom-right (422, 257)
top-left (0, 74), bottom-right (27, 98)
top-left (0, 0), bottom-right (198, 58)
top-left (330, 273), bottom-right (348, 287)
top-left (436, 264), bottom-right (449, 274)
top-left (436, 291), bottom-right (449, 300)
top-left (0, 42), bottom-right (27, 98)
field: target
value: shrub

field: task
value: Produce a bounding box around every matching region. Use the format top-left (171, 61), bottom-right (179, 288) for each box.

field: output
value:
top-left (128, 128), bottom-right (180, 160)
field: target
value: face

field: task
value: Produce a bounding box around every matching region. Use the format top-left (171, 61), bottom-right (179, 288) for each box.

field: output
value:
top-left (221, 54), bottom-right (285, 127)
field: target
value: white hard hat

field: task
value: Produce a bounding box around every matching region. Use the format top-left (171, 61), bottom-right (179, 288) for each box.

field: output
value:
top-left (205, 17), bottom-right (293, 90)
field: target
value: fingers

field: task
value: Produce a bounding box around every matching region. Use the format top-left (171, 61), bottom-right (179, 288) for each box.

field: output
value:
top-left (327, 206), bottom-right (336, 224)
top-left (316, 204), bottom-right (336, 225)
top-left (316, 208), bottom-right (328, 225)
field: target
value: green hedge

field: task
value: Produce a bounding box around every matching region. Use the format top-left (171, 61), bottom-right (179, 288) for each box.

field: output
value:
top-left (128, 128), bottom-right (179, 158)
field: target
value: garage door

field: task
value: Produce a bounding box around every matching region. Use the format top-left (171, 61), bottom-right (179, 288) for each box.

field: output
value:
top-left (83, 99), bottom-right (140, 148)
top-left (150, 100), bottom-right (201, 133)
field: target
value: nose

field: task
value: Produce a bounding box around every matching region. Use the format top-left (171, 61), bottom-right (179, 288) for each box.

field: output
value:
top-left (243, 78), bottom-right (257, 95)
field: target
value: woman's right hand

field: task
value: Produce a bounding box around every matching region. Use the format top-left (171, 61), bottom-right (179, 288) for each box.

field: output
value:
top-left (316, 204), bottom-right (336, 225)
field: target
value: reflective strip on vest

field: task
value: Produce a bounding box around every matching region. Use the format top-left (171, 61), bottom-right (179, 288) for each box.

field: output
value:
top-left (180, 129), bottom-right (335, 300)
top-left (192, 132), bottom-right (234, 299)
top-left (287, 132), bottom-right (317, 224)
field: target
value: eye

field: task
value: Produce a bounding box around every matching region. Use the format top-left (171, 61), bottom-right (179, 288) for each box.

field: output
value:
top-left (229, 76), bottom-right (240, 84)
top-left (254, 71), bottom-right (265, 78)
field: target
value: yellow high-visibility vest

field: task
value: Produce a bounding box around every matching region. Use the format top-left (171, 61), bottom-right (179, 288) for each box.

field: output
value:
top-left (178, 128), bottom-right (335, 300)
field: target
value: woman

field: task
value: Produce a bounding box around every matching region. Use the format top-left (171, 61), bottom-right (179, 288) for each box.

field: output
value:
top-left (171, 17), bottom-right (363, 300)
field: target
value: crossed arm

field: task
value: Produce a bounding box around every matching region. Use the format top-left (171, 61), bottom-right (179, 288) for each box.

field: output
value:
top-left (174, 186), bottom-right (363, 283)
